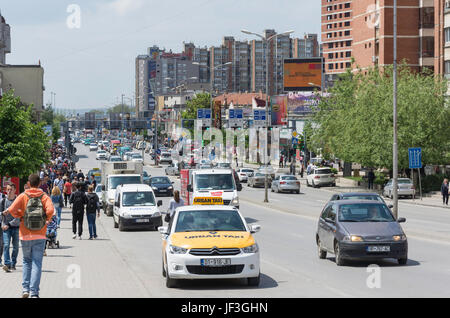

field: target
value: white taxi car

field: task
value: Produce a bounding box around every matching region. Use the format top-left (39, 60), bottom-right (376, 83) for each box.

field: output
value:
top-left (159, 205), bottom-right (261, 288)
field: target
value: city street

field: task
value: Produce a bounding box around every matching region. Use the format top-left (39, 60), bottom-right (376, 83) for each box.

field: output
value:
top-left (2, 144), bottom-right (450, 298)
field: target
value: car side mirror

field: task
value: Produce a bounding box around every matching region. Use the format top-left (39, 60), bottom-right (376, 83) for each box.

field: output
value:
top-left (114, 201), bottom-right (119, 207)
top-left (157, 200), bottom-right (163, 207)
top-left (325, 218), bottom-right (335, 224)
top-left (187, 185), bottom-right (193, 192)
top-left (250, 224), bottom-right (261, 234)
top-left (237, 183), bottom-right (242, 191)
top-left (397, 217), bottom-right (406, 223)
top-left (388, 204), bottom-right (394, 209)
top-left (172, 181), bottom-right (174, 184)
top-left (158, 226), bottom-right (169, 235)
top-left (101, 185), bottom-right (106, 191)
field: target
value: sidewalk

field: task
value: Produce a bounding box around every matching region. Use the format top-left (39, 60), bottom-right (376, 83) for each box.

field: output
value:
top-left (0, 207), bottom-right (150, 298)
top-left (316, 184), bottom-right (449, 210)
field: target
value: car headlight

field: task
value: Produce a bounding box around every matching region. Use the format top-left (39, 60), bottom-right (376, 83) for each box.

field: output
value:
top-left (152, 211), bottom-right (161, 217)
top-left (393, 235), bottom-right (407, 241)
top-left (231, 197), bottom-right (239, 205)
top-left (242, 244), bottom-right (259, 254)
top-left (168, 186), bottom-right (173, 190)
top-left (152, 187), bottom-right (158, 190)
top-left (343, 235), bottom-right (364, 242)
top-left (169, 245), bottom-right (188, 254)
top-left (108, 198), bottom-right (114, 204)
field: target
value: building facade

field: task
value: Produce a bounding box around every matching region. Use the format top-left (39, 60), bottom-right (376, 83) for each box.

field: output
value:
top-left (0, 14), bottom-right (11, 65)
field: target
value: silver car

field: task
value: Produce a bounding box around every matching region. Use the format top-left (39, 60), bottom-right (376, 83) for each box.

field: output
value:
top-left (165, 162), bottom-right (180, 176)
top-left (248, 172), bottom-right (271, 188)
top-left (383, 178), bottom-right (415, 199)
top-left (271, 175), bottom-right (300, 194)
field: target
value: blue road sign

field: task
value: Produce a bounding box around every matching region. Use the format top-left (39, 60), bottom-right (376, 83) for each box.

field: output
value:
top-left (197, 109), bottom-right (204, 119)
top-left (408, 147), bottom-right (422, 169)
top-left (204, 109), bottom-right (211, 119)
top-left (146, 119), bottom-right (151, 129)
top-left (236, 109), bottom-right (243, 119)
top-left (292, 137), bottom-right (298, 145)
top-left (229, 109), bottom-right (235, 119)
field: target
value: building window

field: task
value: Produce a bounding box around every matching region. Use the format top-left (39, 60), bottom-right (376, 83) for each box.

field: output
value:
top-left (422, 37), bottom-right (434, 57)
top-left (445, 61), bottom-right (450, 74)
top-left (445, 27), bottom-right (450, 43)
top-left (419, 7), bottom-right (434, 29)
top-left (329, 64), bottom-right (334, 70)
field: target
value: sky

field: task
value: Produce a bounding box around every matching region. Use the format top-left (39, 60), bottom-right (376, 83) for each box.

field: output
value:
top-left (1, 0), bottom-right (321, 111)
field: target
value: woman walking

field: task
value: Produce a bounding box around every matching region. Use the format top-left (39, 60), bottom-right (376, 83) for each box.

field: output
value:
top-left (51, 187), bottom-right (64, 228)
top-left (86, 185), bottom-right (100, 240)
top-left (441, 178), bottom-right (449, 206)
top-left (63, 177), bottom-right (72, 208)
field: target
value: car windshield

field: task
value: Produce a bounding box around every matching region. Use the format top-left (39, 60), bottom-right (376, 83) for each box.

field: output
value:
top-left (122, 191), bottom-right (155, 207)
top-left (95, 185), bottom-right (102, 192)
top-left (132, 154), bottom-right (142, 159)
top-left (316, 169), bottom-right (332, 174)
top-left (151, 177), bottom-right (170, 184)
top-left (109, 176), bottom-right (141, 190)
top-left (219, 163), bottom-right (231, 167)
top-left (98, 151), bottom-right (106, 154)
top-left (195, 174), bottom-right (235, 190)
top-left (110, 157), bottom-right (121, 162)
top-left (175, 210), bottom-right (246, 232)
top-left (282, 176), bottom-right (297, 180)
top-left (398, 179), bottom-right (412, 184)
top-left (241, 169), bottom-right (253, 173)
top-left (342, 195), bottom-right (384, 203)
top-left (254, 173), bottom-right (264, 177)
top-left (338, 203), bottom-right (395, 222)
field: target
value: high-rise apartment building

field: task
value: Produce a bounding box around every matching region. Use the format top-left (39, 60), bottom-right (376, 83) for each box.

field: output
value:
top-left (0, 14), bottom-right (11, 65)
top-left (443, 1), bottom-right (450, 78)
top-left (183, 42), bottom-right (210, 83)
top-left (292, 34), bottom-right (320, 58)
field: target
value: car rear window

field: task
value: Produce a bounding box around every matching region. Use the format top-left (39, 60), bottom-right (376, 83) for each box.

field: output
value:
top-left (282, 176), bottom-right (297, 180)
top-left (398, 179), bottom-right (412, 184)
top-left (316, 169), bottom-right (332, 175)
top-left (342, 195), bottom-right (384, 203)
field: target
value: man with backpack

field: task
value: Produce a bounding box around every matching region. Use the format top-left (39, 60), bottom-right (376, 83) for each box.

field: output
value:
top-left (2, 174), bottom-right (54, 298)
top-left (86, 185), bottom-right (100, 240)
top-left (69, 183), bottom-right (87, 240)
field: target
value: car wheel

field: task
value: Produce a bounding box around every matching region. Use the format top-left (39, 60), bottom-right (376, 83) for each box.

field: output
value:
top-left (312, 181), bottom-right (317, 188)
top-left (318, 239), bottom-right (327, 259)
top-left (113, 217), bottom-right (118, 228)
top-left (271, 187), bottom-right (274, 192)
top-left (306, 179), bottom-right (310, 187)
top-left (118, 219), bottom-right (125, 232)
top-left (334, 242), bottom-right (345, 266)
top-left (296, 190), bottom-right (300, 194)
top-left (247, 273), bottom-right (260, 287)
top-left (398, 257), bottom-right (408, 265)
top-left (162, 256), bottom-right (167, 277)
top-left (166, 270), bottom-right (178, 288)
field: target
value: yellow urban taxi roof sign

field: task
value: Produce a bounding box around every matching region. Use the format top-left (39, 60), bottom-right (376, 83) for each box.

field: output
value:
top-left (170, 231), bottom-right (255, 249)
top-left (193, 197), bottom-right (224, 205)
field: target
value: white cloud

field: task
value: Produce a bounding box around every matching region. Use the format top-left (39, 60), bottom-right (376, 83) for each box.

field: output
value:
top-left (102, 0), bottom-right (145, 16)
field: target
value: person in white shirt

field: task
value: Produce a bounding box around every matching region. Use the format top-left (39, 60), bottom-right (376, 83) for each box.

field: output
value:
top-left (165, 190), bottom-right (184, 222)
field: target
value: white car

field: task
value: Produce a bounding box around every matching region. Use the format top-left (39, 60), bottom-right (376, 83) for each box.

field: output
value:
top-left (113, 184), bottom-right (163, 231)
top-left (383, 178), bottom-right (415, 199)
top-left (89, 144), bottom-right (98, 152)
top-left (159, 152), bottom-right (172, 164)
top-left (131, 153), bottom-right (143, 163)
top-left (96, 150), bottom-right (107, 160)
top-left (307, 167), bottom-right (336, 188)
top-left (159, 205), bottom-right (261, 288)
top-left (237, 168), bottom-right (254, 183)
top-left (123, 151), bottom-right (134, 161)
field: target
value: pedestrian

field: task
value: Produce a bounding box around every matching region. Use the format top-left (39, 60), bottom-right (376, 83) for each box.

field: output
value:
top-left (53, 175), bottom-right (64, 194)
top-left (441, 178), bottom-right (449, 206)
top-left (63, 177), bottom-right (72, 208)
top-left (77, 170), bottom-right (84, 180)
top-left (367, 169), bottom-right (376, 190)
top-left (90, 175), bottom-right (97, 190)
top-left (290, 159), bottom-right (296, 175)
top-left (86, 185), bottom-right (100, 240)
top-left (51, 187), bottom-right (64, 228)
top-left (69, 183), bottom-right (87, 239)
top-left (284, 154), bottom-right (288, 167)
top-left (39, 176), bottom-right (49, 195)
top-left (1, 174), bottom-right (54, 298)
top-left (1, 184), bottom-right (19, 272)
top-left (279, 155), bottom-right (284, 168)
top-left (165, 190), bottom-right (185, 222)
top-left (300, 163), bottom-right (304, 178)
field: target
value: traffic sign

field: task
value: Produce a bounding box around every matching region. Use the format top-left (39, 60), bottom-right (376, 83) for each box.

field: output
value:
top-left (408, 147), bottom-right (422, 169)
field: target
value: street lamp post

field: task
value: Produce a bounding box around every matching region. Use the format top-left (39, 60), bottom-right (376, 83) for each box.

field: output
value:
top-left (242, 29), bottom-right (294, 203)
top-left (393, 0), bottom-right (399, 218)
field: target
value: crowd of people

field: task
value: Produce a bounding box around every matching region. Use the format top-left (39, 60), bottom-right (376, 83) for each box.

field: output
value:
top-left (0, 142), bottom-right (101, 298)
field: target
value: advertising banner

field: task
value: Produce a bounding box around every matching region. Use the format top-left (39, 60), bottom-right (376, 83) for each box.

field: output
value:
top-left (271, 95), bottom-right (288, 126)
top-left (283, 58), bottom-right (323, 92)
top-left (287, 92), bottom-right (323, 115)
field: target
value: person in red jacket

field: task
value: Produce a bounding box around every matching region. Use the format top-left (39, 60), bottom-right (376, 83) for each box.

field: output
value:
top-left (2, 174), bottom-right (54, 298)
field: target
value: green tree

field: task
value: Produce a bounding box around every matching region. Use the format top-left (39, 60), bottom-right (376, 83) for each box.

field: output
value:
top-left (0, 92), bottom-right (51, 178)
top-left (181, 93), bottom-right (211, 131)
top-left (311, 64), bottom-right (450, 169)
top-left (107, 103), bottom-right (133, 114)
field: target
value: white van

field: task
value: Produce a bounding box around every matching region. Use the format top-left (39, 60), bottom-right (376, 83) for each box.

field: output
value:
top-left (113, 184), bottom-right (163, 231)
top-left (182, 169), bottom-right (242, 209)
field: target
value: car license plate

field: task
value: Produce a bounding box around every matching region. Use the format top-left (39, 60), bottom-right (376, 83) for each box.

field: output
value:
top-left (135, 219), bottom-right (149, 223)
top-left (367, 246), bottom-right (390, 252)
top-left (159, 190), bottom-right (166, 192)
top-left (201, 258), bottom-right (231, 267)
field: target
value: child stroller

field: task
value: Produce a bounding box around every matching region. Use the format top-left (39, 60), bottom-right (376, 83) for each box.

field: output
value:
top-left (46, 215), bottom-right (60, 249)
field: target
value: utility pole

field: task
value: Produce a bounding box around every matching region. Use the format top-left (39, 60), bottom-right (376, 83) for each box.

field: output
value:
top-left (393, 0), bottom-right (399, 218)
top-left (121, 94), bottom-right (125, 139)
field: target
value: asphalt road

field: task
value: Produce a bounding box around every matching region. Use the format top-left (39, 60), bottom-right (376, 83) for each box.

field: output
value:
top-left (77, 145), bottom-right (450, 297)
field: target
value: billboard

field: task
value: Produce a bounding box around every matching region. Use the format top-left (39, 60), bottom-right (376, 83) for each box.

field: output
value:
top-left (271, 95), bottom-right (288, 126)
top-left (283, 58), bottom-right (323, 92)
top-left (85, 112), bottom-right (96, 129)
top-left (287, 92), bottom-right (324, 115)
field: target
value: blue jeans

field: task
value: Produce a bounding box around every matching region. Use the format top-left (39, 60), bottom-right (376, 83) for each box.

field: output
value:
top-left (3, 227), bottom-right (19, 267)
top-left (87, 213), bottom-right (97, 238)
top-left (56, 207), bottom-right (62, 226)
top-left (21, 239), bottom-right (46, 296)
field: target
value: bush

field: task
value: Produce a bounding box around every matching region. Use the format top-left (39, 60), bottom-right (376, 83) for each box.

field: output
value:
top-left (421, 174), bottom-right (450, 194)
top-left (331, 168), bottom-right (338, 174)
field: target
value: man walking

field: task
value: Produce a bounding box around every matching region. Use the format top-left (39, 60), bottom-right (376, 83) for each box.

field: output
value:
top-left (53, 175), bottom-right (64, 194)
top-left (1, 184), bottom-right (19, 272)
top-left (367, 169), bottom-right (376, 190)
top-left (441, 178), bottom-right (449, 206)
top-left (70, 183), bottom-right (87, 239)
top-left (2, 174), bottom-right (54, 298)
